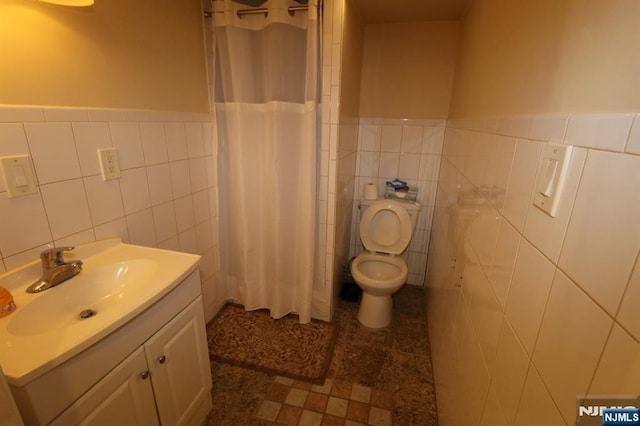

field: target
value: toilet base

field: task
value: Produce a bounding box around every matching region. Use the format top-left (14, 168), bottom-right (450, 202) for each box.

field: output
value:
top-left (357, 292), bottom-right (393, 329)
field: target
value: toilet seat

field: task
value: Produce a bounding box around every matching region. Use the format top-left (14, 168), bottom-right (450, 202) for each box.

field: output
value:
top-left (359, 201), bottom-right (412, 255)
top-left (350, 252), bottom-right (407, 290)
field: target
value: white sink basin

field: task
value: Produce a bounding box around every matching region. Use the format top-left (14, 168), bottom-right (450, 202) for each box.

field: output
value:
top-left (0, 239), bottom-right (200, 387)
top-left (7, 259), bottom-right (157, 337)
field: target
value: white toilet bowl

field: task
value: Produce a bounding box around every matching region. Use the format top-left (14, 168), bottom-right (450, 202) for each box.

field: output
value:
top-left (350, 198), bottom-right (420, 329)
top-left (350, 252), bottom-right (407, 328)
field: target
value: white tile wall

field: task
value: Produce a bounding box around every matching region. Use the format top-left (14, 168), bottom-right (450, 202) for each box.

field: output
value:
top-left (0, 105), bottom-right (220, 320)
top-left (120, 167), bottom-right (151, 214)
top-left (427, 112), bottom-right (640, 426)
top-left (530, 114), bottom-right (568, 143)
top-left (488, 220), bottom-right (520, 309)
top-left (480, 385), bottom-right (509, 426)
top-left (466, 202), bottom-right (501, 270)
top-left (174, 195), bottom-right (196, 233)
top-left (152, 202), bottom-right (178, 244)
top-left (504, 239), bottom-right (555, 355)
top-left (170, 160), bottom-right (192, 198)
top-left (164, 122), bottom-right (189, 161)
top-left (72, 122), bottom-right (113, 176)
top-left (110, 122), bottom-right (145, 169)
top-left (83, 176), bottom-right (124, 225)
top-left (617, 258), bottom-right (640, 339)
top-left (468, 257), bottom-right (502, 371)
top-left (0, 192), bottom-right (51, 257)
top-left (558, 149), bottom-right (640, 316)
top-left (626, 114), bottom-right (640, 154)
top-left (492, 319), bottom-right (530, 424)
top-left (587, 324), bottom-right (640, 396)
top-left (127, 208), bottom-right (158, 248)
top-left (185, 122), bottom-right (206, 158)
top-left (39, 179), bottom-right (93, 239)
top-left (533, 271), bottom-right (613, 424)
top-left (147, 163), bottom-right (173, 206)
top-left (139, 122), bottom-right (169, 165)
top-left (25, 123), bottom-right (82, 184)
top-left (502, 139), bottom-right (541, 232)
top-left (513, 367), bottom-right (565, 426)
top-left (564, 113), bottom-right (634, 151)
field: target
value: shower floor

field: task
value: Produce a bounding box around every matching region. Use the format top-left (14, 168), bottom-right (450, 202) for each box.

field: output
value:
top-left (205, 285), bottom-right (438, 425)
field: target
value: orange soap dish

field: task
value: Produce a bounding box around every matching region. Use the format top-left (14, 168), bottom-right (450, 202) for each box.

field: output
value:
top-left (0, 287), bottom-right (16, 318)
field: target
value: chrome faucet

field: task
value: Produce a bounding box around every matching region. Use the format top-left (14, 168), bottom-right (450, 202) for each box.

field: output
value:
top-left (26, 246), bottom-right (83, 293)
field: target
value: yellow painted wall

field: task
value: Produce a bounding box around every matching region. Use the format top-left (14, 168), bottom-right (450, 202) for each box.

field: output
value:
top-left (449, 0), bottom-right (640, 117)
top-left (359, 21), bottom-right (460, 120)
top-left (0, 0), bottom-right (209, 112)
top-left (339, 0), bottom-right (365, 119)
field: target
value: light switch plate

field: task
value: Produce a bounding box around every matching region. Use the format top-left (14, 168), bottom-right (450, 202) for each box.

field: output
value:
top-left (532, 143), bottom-right (573, 217)
top-left (0, 155), bottom-right (38, 198)
top-left (97, 148), bottom-right (120, 181)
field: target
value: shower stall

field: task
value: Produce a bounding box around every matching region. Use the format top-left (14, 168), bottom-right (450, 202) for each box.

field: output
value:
top-left (206, 0), bottom-right (333, 322)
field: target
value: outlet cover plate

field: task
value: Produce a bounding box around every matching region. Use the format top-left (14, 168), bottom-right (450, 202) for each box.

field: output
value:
top-left (97, 148), bottom-right (120, 181)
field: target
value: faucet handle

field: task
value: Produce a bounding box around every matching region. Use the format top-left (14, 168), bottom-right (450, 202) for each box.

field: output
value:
top-left (40, 246), bottom-right (75, 268)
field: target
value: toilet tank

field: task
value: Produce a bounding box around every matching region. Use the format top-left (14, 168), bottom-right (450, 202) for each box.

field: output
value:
top-left (359, 198), bottom-right (421, 233)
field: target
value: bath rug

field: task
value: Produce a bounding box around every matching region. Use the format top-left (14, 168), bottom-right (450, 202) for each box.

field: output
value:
top-left (207, 303), bottom-right (338, 384)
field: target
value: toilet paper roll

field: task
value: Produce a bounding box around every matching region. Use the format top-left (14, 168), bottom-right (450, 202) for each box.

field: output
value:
top-left (363, 182), bottom-right (378, 200)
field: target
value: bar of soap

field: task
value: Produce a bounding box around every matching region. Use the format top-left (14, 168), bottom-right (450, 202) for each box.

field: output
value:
top-left (0, 286), bottom-right (16, 318)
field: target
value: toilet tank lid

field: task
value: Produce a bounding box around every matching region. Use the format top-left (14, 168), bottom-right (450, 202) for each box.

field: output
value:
top-left (360, 198), bottom-right (421, 211)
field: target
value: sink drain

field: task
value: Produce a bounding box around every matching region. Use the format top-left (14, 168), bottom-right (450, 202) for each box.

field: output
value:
top-left (79, 309), bottom-right (97, 320)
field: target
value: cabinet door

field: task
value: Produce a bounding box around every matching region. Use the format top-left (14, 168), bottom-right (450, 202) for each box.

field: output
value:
top-left (50, 347), bottom-right (159, 426)
top-left (144, 297), bottom-right (212, 426)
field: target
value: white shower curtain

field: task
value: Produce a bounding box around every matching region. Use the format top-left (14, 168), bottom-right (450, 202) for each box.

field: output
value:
top-left (212, 0), bottom-right (320, 323)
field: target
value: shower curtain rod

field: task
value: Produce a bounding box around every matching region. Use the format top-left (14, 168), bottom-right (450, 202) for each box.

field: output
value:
top-left (236, 5), bottom-right (308, 17)
top-left (204, 5), bottom-right (308, 18)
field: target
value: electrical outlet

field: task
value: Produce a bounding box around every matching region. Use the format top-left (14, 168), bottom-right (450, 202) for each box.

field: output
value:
top-left (97, 148), bottom-right (120, 181)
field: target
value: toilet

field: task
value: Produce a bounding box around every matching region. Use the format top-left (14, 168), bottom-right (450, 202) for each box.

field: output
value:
top-left (350, 198), bottom-right (421, 328)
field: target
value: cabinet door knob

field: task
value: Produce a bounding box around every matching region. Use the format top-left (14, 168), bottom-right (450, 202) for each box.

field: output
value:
top-left (140, 370), bottom-right (150, 380)
top-left (157, 355), bottom-right (167, 364)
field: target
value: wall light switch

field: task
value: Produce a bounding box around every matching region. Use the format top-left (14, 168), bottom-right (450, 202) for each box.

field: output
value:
top-left (97, 148), bottom-right (120, 181)
top-left (532, 143), bottom-right (573, 217)
top-left (0, 155), bottom-right (38, 198)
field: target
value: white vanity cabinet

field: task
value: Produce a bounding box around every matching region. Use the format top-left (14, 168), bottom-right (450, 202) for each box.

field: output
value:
top-left (0, 367), bottom-right (23, 425)
top-left (51, 297), bottom-right (211, 426)
top-left (51, 347), bottom-right (158, 426)
top-left (9, 269), bottom-right (213, 426)
top-left (143, 298), bottom-right (212, 425)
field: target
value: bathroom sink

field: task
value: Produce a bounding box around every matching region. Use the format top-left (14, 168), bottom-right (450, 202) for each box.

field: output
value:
top-left (7, 259), bottom-right (157, 337)
top-left (0, 238), bottom-right (200, 387)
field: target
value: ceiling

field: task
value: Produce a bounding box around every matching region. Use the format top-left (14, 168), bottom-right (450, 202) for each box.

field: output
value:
top-left (350, 0), bottom-right (473, 23)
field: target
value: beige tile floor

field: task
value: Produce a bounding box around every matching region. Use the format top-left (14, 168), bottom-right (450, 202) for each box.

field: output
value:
top-left (254, 376), bottom-right (393, 425)
top-left (207, 285), bottom-right (438, 425)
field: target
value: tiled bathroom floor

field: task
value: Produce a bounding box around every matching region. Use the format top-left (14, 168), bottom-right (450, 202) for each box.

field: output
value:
top-left (253, 376), bottom-right (394, 425)
top-left (207, 285), bottom-right (438, 425)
